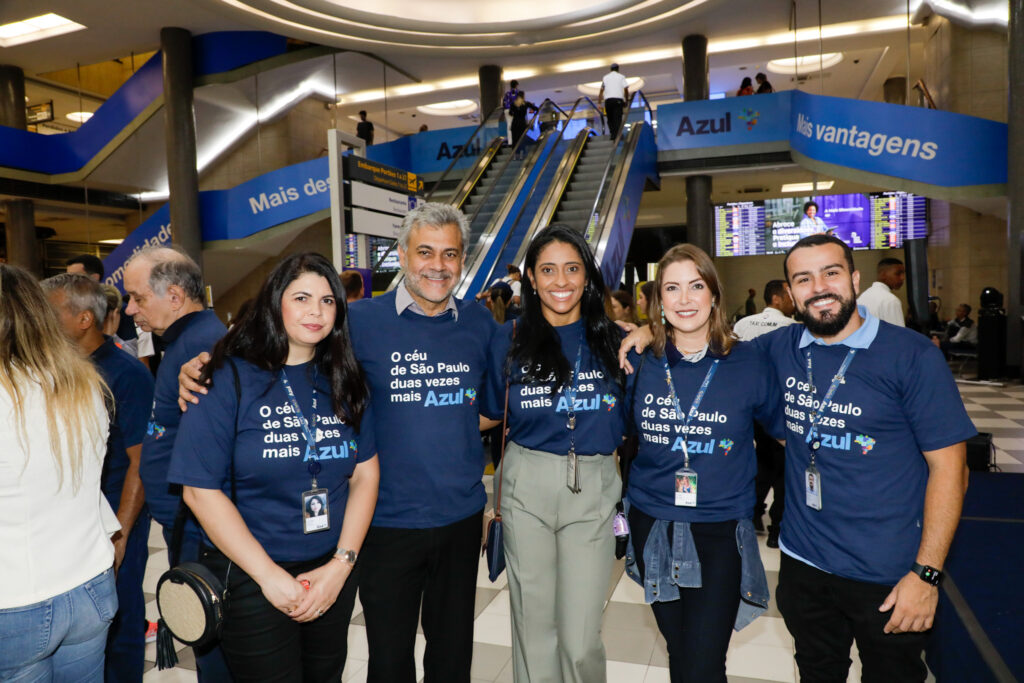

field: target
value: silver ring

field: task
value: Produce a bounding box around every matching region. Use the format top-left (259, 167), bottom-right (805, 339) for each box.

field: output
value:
top-left (317, 609), bottom-right (324, 616)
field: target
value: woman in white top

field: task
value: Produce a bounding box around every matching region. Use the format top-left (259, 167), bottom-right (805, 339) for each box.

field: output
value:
top-left (0, 264), bottom-right (117, 681)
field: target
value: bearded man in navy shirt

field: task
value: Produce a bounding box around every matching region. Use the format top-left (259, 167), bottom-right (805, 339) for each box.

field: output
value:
top-left (761, 234), bottom-right (974, 682)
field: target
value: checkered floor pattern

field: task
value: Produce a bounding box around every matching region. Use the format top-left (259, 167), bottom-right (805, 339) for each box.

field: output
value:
top-left (142, 379), bottom-right (1023, 682)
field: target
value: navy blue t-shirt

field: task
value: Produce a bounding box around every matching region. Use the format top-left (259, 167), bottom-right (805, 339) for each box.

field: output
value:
top-left (140, 309), bottom-right (226, 527)
top-left (482, 319), bottom-right (625, 455)
top-left (169, 359), bottom-right (376, 562)
top-left (347, 291), bottom-right (497, 528)
top-left (625, 341), bottom-right (784, 523)
top-left (92, 336), bottom-right (155, 510)
top-left (757, 321), bottom-right (977, 585)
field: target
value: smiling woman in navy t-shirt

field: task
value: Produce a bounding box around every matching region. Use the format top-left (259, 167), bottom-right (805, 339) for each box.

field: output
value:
top-left (481, 224), bottom-right (626, 683)
top-left (623, 244), bottom-right (784, 683)
top-left (169, 253), bottom-right (378, 682)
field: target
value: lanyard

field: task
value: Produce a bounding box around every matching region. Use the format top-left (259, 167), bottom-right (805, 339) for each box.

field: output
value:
top-left (562, 332), bottom-right (585, 456)
top-left (803, 347), bottom-right (857, 464)
top-left (279, 368), bottom-right (322, 487)
top-left (662, 356), bottom-right (720, 468)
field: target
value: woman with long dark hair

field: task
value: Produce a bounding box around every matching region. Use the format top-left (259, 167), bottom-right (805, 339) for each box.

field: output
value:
top-left (0, 265), bottom-right (116, 681)
top-left (481, 224), bottom-right (626, 682)
top-left (168, 252), bottom-right (378, 681)
top-left (622, 244), bottom-right (783, 682)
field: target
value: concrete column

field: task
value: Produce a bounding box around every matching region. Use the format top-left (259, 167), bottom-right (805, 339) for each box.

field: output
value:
top-left (478, 65), bottom-right (503, 119)
top-left (161, 27), bottom-right (202, 266)
top-left (883, 77), bottom-right (907, 105)
top-left (0, 65), bottom-right (38, 274)
top-left (1008, 0), bottom-right (1024, 374)
top-left (682, 35), bottom-right (713, 255)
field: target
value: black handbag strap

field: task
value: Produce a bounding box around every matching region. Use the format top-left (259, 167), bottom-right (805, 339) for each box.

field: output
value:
top-left (169, 357), bottom-right (242, 565)
top-left (618, 352), bottom-right (646, 501)
top-left (494, 320), bottom-right (515, 519)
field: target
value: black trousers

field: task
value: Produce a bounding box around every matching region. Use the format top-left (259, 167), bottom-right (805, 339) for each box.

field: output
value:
top-left (357, 509), bottom-right (483, 683)
top-left (753, 421), bottom-right (786, 526)
top-left (777, 553), bottom-right (928, 683)
top-left (606, 98), bottom-right (625, 139)
top-left (629, 508), bottom-right (740, 683)
top-left (201, 547), bottom-right (358, 683)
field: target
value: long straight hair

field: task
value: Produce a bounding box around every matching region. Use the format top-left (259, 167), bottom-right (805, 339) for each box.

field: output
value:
top-left (508, 224), bottom-right (624, 391)
top-left (202, 253), bottom-right (369, 430)
top-left (649, 244), bottom-right (735, 357)
top-left (0, 264), bottom-right (108, 492)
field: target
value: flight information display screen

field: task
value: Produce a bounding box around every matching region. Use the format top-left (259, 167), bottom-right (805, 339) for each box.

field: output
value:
top-left (714, 191), bottom-right (927, 256)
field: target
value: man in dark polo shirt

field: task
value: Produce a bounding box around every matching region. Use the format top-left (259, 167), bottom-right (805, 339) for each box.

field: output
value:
top-left (44, 273), bottom-right (155, 683)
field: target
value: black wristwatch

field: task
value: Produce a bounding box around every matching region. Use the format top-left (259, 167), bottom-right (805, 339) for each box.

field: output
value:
top-left (911, 562), bottom-right (943, 586)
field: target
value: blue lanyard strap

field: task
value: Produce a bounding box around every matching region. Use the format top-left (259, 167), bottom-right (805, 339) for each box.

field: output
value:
top-left (662, 355), bottom-right (720, 468)
top-left (804, 348), bottom-right (857, 451)
top-left (279, 369), bottom-right (321, 482)
top-left (562, 331), bottom-right (585, 455)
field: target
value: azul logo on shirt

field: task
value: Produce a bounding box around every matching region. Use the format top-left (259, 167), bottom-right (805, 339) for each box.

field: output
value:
top-left (671, 437), bottom-right (716, 454)
top-left (555, 395), bottom-right (601, 413)
top-left (304, 439), bottom-right (358, 462)
top-left (424, 388), bottom-right (466, 406)
top-left (147, 421), bottom-right (166, 440)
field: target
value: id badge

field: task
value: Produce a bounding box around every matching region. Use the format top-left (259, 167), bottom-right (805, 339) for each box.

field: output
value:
top-left (805, 465), bottom-right (822, 510)
top-left (674, 468), bottom-right (697, 507)
top-left (302, 488), bottom-right (330, 534)
top-left (566, 452), bottom-right (581, 493)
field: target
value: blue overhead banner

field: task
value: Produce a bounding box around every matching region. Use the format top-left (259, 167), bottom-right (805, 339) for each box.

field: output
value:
top-left (656, 91), bottom-right (1007, 196)
top-left (366, 124), bottom-right (495, 176)
top-left (103, 157), bottom-right (333, 292)
top-left (788, 91), bottom-right (1007, 190)
top-left (656, 92), bottom-right (790, 150)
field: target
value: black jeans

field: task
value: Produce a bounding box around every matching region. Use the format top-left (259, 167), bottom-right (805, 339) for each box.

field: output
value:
top-left (606, 98), bottom-right (625, 139)
top-left (201, 547), bottom-right (358, 683)
top-left (777, 553), bottom-right (928, 683)
top-left (629, 508), bottom-right (741, 683)
top-left (753, 421), bottom-right (786, 527)
top-left (356, 509), bottom-right (483, 683)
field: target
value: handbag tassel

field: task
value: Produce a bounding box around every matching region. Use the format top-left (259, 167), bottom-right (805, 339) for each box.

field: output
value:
top-left (155, 619), bottom-right (179, 670)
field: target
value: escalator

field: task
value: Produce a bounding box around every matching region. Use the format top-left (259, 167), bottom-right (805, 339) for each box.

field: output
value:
top-left (467, 92), bottom-right (659, 291)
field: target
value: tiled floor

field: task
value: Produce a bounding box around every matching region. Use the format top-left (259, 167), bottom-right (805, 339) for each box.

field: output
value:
top-left (142, 379), bottom-right (1023, 682)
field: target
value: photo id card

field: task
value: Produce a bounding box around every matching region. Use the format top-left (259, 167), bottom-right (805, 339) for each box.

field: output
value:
top-left (805, 466), bottom-right (822, 510)
top-left (302, 488), bottom-right (330, 534)
top-left (674, 468), bottom-right (697, 507)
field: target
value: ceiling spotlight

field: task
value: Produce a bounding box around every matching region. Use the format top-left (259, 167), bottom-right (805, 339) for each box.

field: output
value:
top-left (98, 238), bottom-right (125, 245)
top-left (66, 111), bottom-right (93, 123)
top-left (767, 53), bottom-right (843, 75)
top-left (781, 181), bottom-right (835, 193)
top-left (415, 99), bottom-right (478, 116)
top-left (577, 77), bottom-right (645, 97)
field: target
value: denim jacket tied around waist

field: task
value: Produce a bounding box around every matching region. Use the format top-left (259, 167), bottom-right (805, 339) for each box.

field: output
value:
top-left (624, 508), bottom-right (769, 631)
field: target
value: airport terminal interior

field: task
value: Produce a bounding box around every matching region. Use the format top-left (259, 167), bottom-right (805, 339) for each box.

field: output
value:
top-left (1, 0), bottom-right (1022, 681)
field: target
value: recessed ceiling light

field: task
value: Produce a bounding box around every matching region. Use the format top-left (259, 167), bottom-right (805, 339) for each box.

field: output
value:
top-left (416, 99), bottom-right (478, 116)
top-left (782, 181), bottom-right (835, 193)
top-left (767, 53), bottom-right (843, 75)
top-left (98, 238), bottom-right (125, 245)
top-left (0, 13), bottom-right (85, 48)
top-left (66, 111), bottom-right (93, 123)
top-left (577, 77), bottom-right (645, 97)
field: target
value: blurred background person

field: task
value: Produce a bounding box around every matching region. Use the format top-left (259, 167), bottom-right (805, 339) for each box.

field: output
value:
top-left (610, 289), bottom-right (639, 325)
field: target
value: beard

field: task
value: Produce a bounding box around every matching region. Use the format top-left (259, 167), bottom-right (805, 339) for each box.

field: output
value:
top-left (799, 293), bottom-right (857, 337)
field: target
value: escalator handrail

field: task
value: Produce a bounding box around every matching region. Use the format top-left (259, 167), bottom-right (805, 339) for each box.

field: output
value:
top-left (630, 91), bottom-right (655, 139)
top-left (373, 104), bottom-right (506, 279)
top-left (581, 90), bottom-right (649, 249)
top-left (590, 122), bottom-right (645, 268)
top-left (468, 95), bottom-right (605, 294)
top-left (425, 104), bottom-right (506, 201)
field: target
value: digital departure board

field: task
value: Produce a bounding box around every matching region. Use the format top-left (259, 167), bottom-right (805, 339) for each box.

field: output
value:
top-left (714, 201), bottom-right (765, 256)
top-left (715, 191), bottom-right (927, 257)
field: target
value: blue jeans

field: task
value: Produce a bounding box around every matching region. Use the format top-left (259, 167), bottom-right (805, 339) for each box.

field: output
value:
top-left (0, 568), bottom-right (117, 682)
